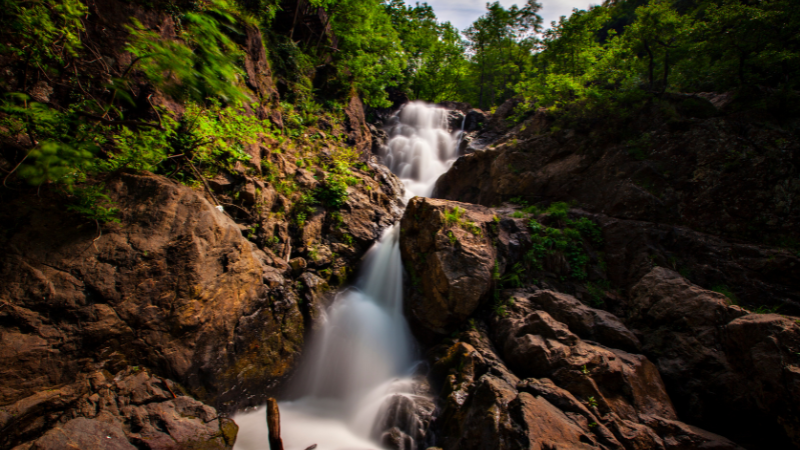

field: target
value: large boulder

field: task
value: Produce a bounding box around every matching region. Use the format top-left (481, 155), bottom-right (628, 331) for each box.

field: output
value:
top-left (427, 325), bottom-right (741, 450)
top-left (0, 173), bottom-right (300, 445)
top-left (6, 369), bottom-right (237, 450)
top-left (399, 197), bottom-right (497, 335)
top-left (526, 290), bottom-right (640, 353)
top-left (344, 94), bottom-right (374, 156)
top-left (629, 267), bottom-right (800, 447)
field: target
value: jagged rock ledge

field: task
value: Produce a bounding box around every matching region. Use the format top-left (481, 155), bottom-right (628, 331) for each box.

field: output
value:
top-left (399, 196), bottom-right (800, 449)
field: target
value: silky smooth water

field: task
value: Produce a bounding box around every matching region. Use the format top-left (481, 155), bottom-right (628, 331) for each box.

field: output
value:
top-left (233, 102), bottom-right (458, 450)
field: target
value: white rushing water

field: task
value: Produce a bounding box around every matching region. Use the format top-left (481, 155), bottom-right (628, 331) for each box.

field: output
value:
top-left (234, 102), bottom-right (459, 450)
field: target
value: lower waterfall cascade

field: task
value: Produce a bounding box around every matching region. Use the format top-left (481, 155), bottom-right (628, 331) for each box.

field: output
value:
top-left (233, 102), bottom-right (461, 450)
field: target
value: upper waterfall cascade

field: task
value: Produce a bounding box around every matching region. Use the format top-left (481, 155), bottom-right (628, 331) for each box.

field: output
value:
top-left (233, 102), bottom-right (462, 450)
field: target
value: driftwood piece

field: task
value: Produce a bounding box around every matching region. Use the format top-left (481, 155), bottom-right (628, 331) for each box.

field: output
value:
top-left (266, 398), bottom-right (284, 450)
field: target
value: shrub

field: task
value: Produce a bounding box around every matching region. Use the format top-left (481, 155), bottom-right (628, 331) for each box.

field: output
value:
top-left (315, 176), bottom-right (349, 209)
top-left (66, 184), bottom-right (121, 224)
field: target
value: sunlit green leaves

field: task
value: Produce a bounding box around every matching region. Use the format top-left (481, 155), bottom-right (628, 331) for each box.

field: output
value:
top-left (330, 0), bottom-right (405, 107)
top-left (125, 0), bottom-right (249, 104)
top-left (0, 0), bottom-right (87, 66)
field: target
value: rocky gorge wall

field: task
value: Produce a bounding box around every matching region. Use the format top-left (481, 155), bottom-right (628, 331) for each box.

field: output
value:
top-left (0, 1), bottom-right (408, 447)
top-left (396, 95), bottom-right (800, 450)
top-left (0, 159), bottom-right (403, 449)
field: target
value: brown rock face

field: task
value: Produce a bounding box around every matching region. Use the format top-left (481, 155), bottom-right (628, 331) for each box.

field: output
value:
top-left (399, 197), bottom-right (497, 334)
top-left (0, 173), bottom-right (298, 447)
top-left (527, 290), bottom-right (640, 353)
top-left (6, 369), bottom-right (237, 450)
top-left (401, 196), bottom-right (800, 448)
top-left (427, 326), bottom-right (741, 450)
top-left (629, 267), bottom-right (800, 447)
top-left (345, 94), bottom-right (374, 156)
top-left (433, 100), bottom-right (800, 252)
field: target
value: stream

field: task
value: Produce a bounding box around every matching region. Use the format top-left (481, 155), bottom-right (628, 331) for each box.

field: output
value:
top-left (233, 102), bottom-right (460, 450)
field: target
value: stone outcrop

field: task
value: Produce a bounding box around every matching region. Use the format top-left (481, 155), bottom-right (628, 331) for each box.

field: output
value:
top-left (401, 196), bottom-right (800, 448)
top-left (629, 268), bottom-right (800, 447)
top-left (427, 325), bottom-right (742, 450)
top-left (4, 369), bottom-right (237, 450)
top-left (433, 97), bottom-right (800, 252)
top-left (0, 167), bottom-right (402, 448)
top-left (399, 197), bottom-right (497, 335)
top-left (372, 375), bottom-right (437, 450)
top-left (345, 94), bottom-right (374, 156)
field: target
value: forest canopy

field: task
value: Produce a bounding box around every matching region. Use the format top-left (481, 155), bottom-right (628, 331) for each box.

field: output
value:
top-left (0, 0), bottom-right (798, 195)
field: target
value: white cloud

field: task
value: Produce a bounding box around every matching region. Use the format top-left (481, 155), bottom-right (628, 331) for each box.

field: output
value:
top-left (406, 0), bottom-right (596, 32)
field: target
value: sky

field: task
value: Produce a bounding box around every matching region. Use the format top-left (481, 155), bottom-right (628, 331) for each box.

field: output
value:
top-left (408, 0), bottom-right (597, 32)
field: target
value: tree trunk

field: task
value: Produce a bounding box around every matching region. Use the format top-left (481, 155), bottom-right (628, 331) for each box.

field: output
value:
top-left (267, 398), bottom-right (284, 450)
top-left (289, 0), bottom-right (304, 42)
top-left (643, 39), bottom-right (654, 90)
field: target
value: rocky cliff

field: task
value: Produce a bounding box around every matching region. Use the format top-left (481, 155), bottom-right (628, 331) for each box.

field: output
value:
top-left (0, 0), bottom-right (405, 448)
top-left (399, 96), bottom-right (800, 450)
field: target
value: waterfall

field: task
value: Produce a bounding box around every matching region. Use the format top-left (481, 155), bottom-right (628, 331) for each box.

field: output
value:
top-left (233, 102), bottom-right (457, 450)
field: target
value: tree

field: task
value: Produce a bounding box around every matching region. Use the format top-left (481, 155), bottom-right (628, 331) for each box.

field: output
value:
top-left (623, 0), bottom-right (691, 92)
top-left (384, 0), bottom-right (468, 102)
top-left (463, 0), bottom-right (543, 109)
top-left (329, 0), bottom-right (406, 107)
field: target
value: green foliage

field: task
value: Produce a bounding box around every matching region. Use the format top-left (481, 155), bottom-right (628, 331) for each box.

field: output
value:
top-left (524, 210), bottom-right (602, 281)
top-left (330, 0), bottom-right (406, 107)
top-left (293, 192), bottom-right (318, 227)
top-left (315, 176), bottom-right (350, 209)
top-left (586, 280), bottom-right (609, 307)
top-left (568, 217), bottom-right (603, 245)
top-left (0, 94), bottom-right (103, 185)
top-left (66, 184), bottom-right (121, 224)
top-left (462, 0), bottom-right (543, 109)
top-left (0, 0), bottom-right (87, 66)
top-left (443, 206), bottom-right (482, 236)
top-left (711, 284), bottom-right (739, 306)
top-left (492, 296), bottom-right (515, 317)
top-left (753, 305), bottom-right (782, 314)
top-left (444, 206), bottom-right (466, 226)
top-left (246, 224), bottom-right (260, 239)
top-left (546, 202), bottom-right (570, 220)
top-left (125, 0), bottom-right (250, 104)
top-left (512, 0), bottom-right (800, 116)
top-left (384, 0), bottom-right (468, 102)
top-left (447, 231), bottom-right (457, 245)
top-left (1, 0), bottom-right (266, 191)
top-left (499, 262), bottom-right (525, 288)
top-left (586, 396), bottom-right (598, 409)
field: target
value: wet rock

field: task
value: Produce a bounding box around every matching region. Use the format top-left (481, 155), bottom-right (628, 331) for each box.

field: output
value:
top-left (493, 301), bottom-right (676, 421)
top-left (445, 110), bottom-right (465, 132)
top-left (373, 383), bottom-right (436, 450)
top-left (463, 110), bottom-right (486, 132)
top-left (299, 272), bottom-right (331, 327)
top-left (400, 197), bottom-right (497, 335)
top-left (27, 81), bottom-right (54, 104)
top-left (426, 308), bottom-right (744, 450)
top-left (14, 417), bottom-right (136, 450)
top-left (290, 257), bottom-right (308, 274)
